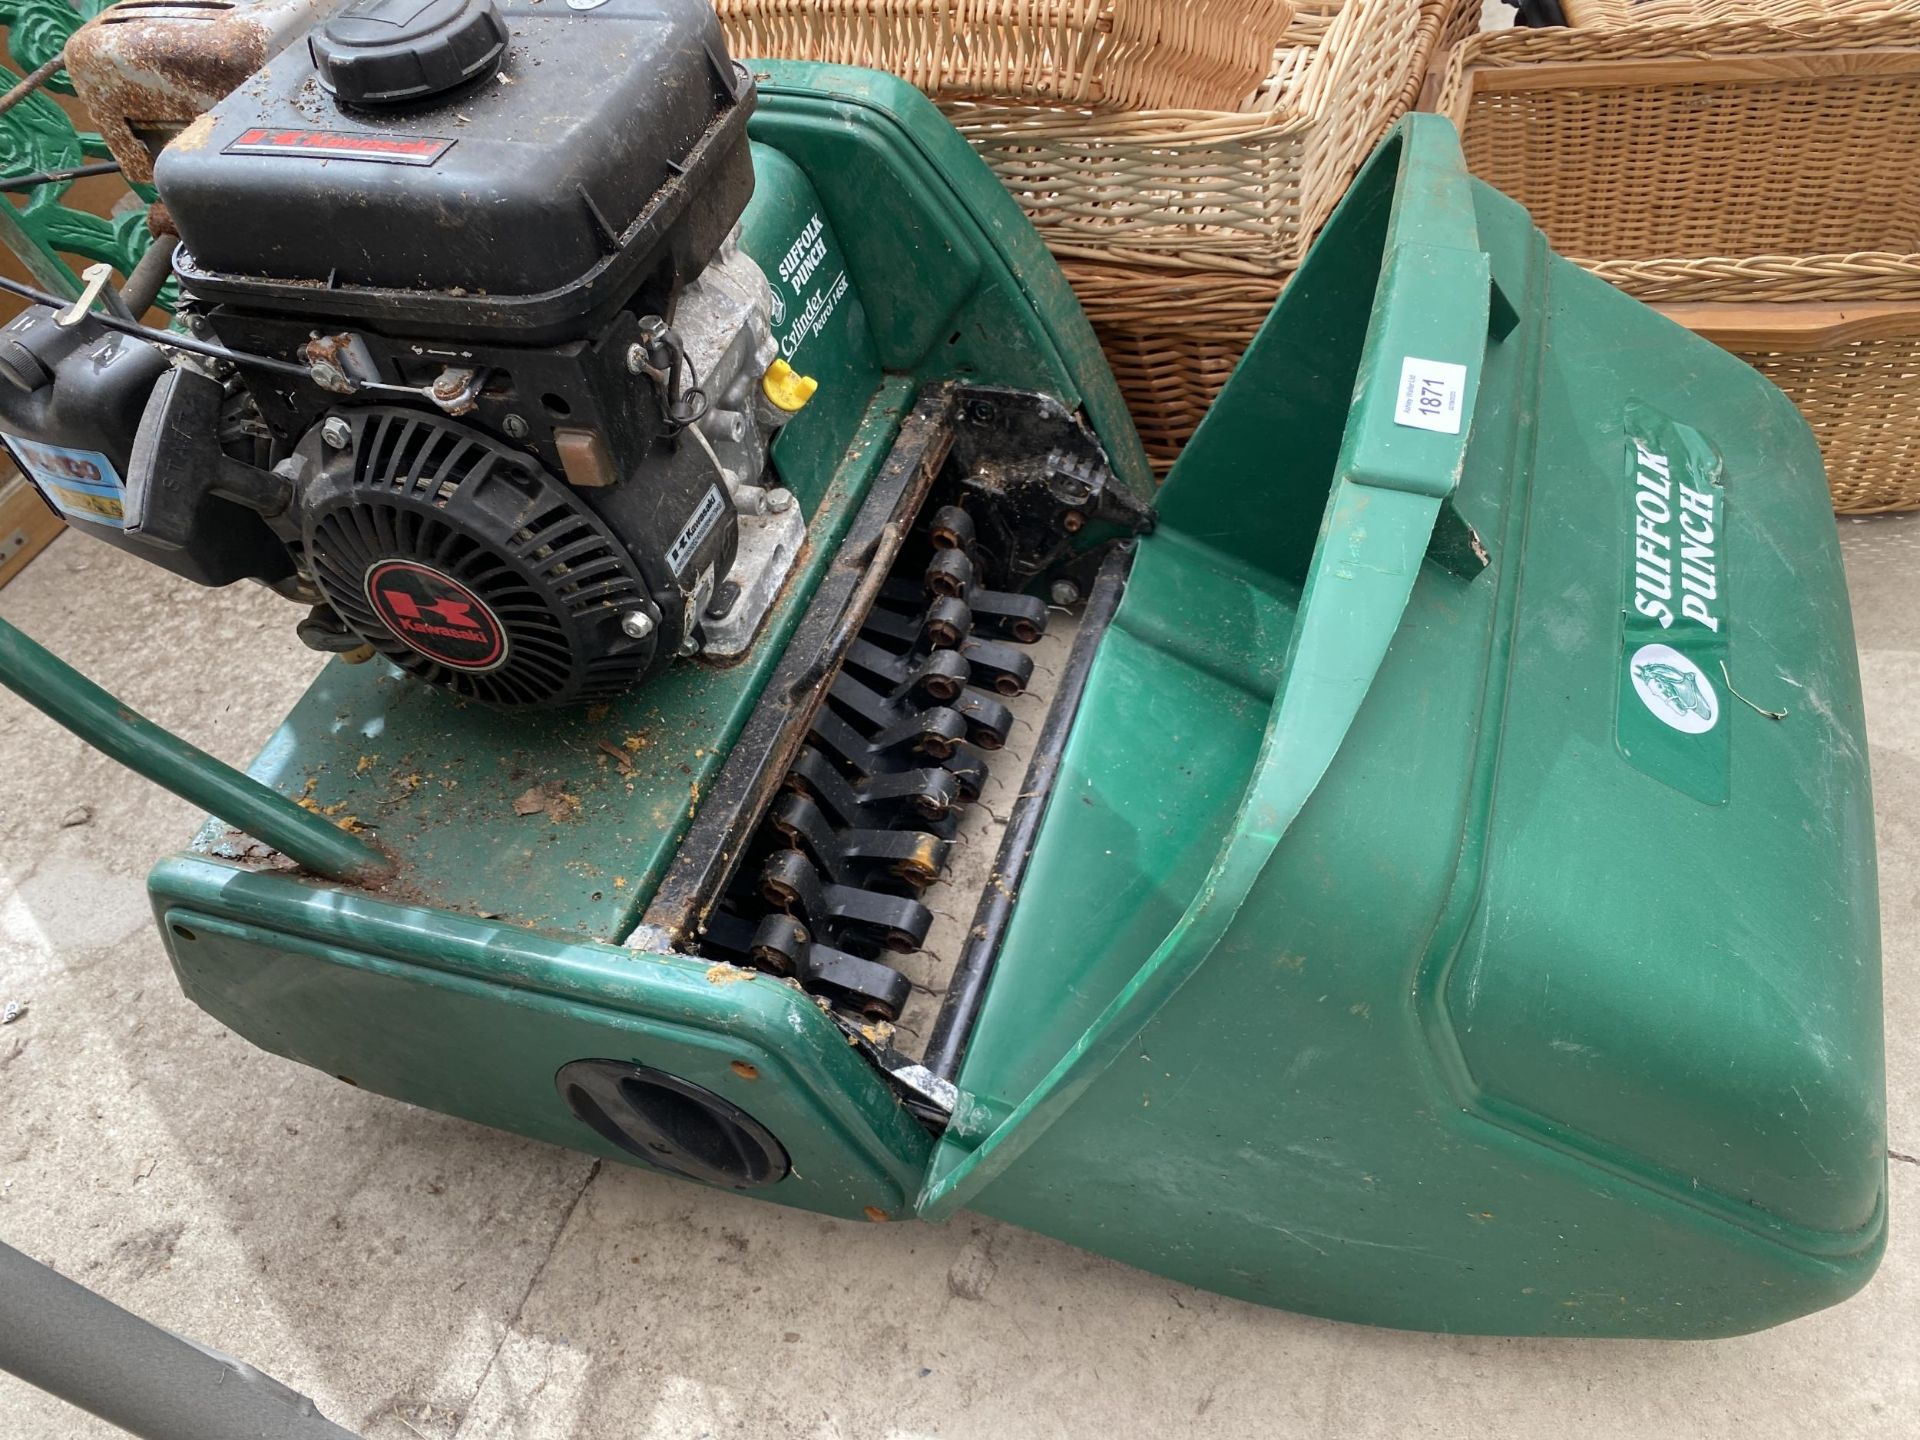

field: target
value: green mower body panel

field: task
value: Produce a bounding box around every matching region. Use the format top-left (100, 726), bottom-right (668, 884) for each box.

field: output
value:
top-left (0, 75), bottom-right (1876, 1337)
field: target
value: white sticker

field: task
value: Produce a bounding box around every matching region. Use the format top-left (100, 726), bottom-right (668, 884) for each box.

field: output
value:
top-left (1393, 357), bottom-right (1467, 435)
top-left (667, 485), bottom-right (726, 577)
top-left (2, 434), bottom-right (127, 527)
top-left (1629, 642), bottom-right (1720, 735)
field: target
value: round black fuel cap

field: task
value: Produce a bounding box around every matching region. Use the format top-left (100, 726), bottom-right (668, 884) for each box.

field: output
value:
top-left (310, 0), bottom-right (510, 109)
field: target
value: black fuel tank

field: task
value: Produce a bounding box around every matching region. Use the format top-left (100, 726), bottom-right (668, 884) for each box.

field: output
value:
top-left (156, 0), bottom-right (755, 342)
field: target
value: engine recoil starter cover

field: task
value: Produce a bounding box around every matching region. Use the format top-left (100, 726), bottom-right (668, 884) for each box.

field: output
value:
top-left (298, 408), bottom-right (662, 708)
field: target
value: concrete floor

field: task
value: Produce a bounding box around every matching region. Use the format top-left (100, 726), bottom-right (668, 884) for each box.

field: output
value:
top-left (0, 516), bottom-right (1915, 1440)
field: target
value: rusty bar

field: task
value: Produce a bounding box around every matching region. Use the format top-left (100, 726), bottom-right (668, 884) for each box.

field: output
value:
top-left (0, 52), bottom-right (68, 121)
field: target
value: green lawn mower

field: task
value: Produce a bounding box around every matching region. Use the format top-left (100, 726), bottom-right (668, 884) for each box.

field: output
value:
top-left (0, 0), bottom-right (1882, 1341)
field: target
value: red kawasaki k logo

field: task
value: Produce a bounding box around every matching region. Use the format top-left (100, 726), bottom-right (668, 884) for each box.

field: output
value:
top-left (364, 561), bottom-right (507, 670)
top-left (223, 128), bottom-right (454, 166)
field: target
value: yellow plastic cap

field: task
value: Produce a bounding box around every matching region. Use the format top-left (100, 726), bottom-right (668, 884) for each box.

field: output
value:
top-left (762, 358), bottom-right (819, 413)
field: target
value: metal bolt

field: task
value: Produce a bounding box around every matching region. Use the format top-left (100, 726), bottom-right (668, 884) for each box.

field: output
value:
top-left (502, 413), bottom-right (529, 440)
top-left (1061, 509), bottom-right (1086, 533)
top-left (310, 361), bottom-right (352, 395)
top-left (765, 487), bottom-right (795, 514)
top-left (619, 609), bottom-right (657, 641)
top-left (628, 317), bottom-right (670, 376)
top-left (1049, 579), bottom-right (1081, 606)
top-left (320, 417), bottom-right (351, 450)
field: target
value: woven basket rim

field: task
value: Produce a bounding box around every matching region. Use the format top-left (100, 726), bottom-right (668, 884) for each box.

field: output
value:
top-left (1434, 10), bottom-right (1920, 300)
top-left (937, 0), bottom-right (1476, 273)
top-left (1558, 0), bottom-right (1920, 28)
top-left (1582, 248), bottom-right (1920, 271)
top-left (947, 0), bottom-right (1455, 140)
top-left (1434, 5), bottom-right (1920, 111)
top-left (717, 0), bottom-right (1300, 111)
top-left (1585, 254), bottom-right (1920, 304)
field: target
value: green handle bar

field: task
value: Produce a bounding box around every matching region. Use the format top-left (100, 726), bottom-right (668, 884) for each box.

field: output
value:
top-left (0, 615), bottom-right (392, 884)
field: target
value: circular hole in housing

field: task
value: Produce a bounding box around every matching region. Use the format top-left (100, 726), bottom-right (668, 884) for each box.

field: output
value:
top-left (555, 1060), bottom-right (789, 1189)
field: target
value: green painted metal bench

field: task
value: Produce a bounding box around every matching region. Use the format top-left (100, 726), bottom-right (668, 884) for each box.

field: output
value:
top-left (0, 0), bottom-right (166, 299)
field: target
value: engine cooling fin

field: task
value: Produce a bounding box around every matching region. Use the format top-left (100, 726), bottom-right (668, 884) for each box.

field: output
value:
top-left (301, 407), bottom-right (656, 709)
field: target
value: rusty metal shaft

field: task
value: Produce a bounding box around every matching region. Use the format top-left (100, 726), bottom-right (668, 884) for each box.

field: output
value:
top-left (0, 51), bottom-right (67, 121)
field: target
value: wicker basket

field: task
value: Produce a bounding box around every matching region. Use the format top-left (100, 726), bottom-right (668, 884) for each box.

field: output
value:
top-left (1662, 300), bottom-right (1920, 514)
top-left (716, 0), bottom-right (1296, 110)
top-left (1088, 274), bottom-right (1920, 504)
top-left (1430, 6), bottom-right (1920, 301)
top-left (943, 0), bottom-right (1481, 274)
top-left (1432, 1), bottom-right (1920, 510)
top-left (1558, 0), bottom-right (1888, 23)
top-left (1045, 0), bottom-right (1470, 471)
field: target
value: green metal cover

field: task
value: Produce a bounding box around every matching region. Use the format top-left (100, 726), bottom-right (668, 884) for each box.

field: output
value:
top-left (925, 115), bottom-right (1882, 1336)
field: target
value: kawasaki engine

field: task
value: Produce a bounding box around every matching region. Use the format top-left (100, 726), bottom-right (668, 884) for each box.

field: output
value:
top-left (0, 0), bottom-right (810, 707)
